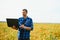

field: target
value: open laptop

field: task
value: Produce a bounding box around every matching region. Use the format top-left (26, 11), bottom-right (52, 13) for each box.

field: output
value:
top-left (6, 18), bottom-right (19, 29)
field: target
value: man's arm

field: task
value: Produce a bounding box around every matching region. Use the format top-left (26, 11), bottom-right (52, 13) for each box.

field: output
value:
top-left (20, 19), bottom-right (33, 30)
top-left (20, 25), bottom-right (31, 30)
top-left (24, 26), bottom-right (32, 30)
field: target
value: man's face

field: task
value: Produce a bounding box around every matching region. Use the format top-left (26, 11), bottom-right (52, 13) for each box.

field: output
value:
top-left (22, 10), bottom-right (27, 16)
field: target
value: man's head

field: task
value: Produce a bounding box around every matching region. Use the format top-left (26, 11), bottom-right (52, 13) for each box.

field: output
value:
top-left (22, 9), bottom-right (28, 17)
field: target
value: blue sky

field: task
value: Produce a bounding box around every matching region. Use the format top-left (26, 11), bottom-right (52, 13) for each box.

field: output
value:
top-left (0, 0), bottom-right (60, 23)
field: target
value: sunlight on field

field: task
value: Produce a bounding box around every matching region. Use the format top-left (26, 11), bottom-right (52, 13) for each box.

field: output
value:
top-left (0, 22), bottom-right (60, 40)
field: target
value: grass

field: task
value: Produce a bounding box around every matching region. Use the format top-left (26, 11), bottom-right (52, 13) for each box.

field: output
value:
top-left (0, 22), bottom-right (60, 40)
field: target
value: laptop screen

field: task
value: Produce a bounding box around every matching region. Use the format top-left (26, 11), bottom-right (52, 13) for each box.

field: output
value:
top-left (6, 18), bottom-right (19, 29)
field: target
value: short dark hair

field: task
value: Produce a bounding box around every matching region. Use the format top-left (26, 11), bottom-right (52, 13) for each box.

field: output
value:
top-left (22, 9), bottom-right (28, 13)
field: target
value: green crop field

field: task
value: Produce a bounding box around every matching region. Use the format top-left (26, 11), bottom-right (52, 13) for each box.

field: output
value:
top-left (0, 22), bottom-right (60, 40)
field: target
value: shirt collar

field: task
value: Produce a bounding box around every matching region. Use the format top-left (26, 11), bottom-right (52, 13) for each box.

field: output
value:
top-left (22, 16), bottom-right (28, 19)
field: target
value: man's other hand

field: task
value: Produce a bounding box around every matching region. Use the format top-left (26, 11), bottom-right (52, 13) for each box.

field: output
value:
top-left (19, 24), bottom-right (24, 28)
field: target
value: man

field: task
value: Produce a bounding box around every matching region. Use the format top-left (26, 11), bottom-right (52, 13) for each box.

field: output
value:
top-left (13, 9), bottom-right (33, 40)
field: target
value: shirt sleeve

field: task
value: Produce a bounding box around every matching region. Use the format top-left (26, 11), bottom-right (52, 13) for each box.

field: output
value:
top-left (30, 18), bottom-right (33, 30)
top-left (18, 18), bottom-right (22, 27)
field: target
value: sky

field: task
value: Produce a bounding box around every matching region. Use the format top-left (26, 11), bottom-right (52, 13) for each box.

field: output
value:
top-left (0, 0), bottom-right (60, 23)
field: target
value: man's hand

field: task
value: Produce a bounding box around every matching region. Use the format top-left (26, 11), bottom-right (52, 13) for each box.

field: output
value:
top-left (19, 24), bottom-right (24, 28)
top-left (12, 25), bottom-right (16, 29)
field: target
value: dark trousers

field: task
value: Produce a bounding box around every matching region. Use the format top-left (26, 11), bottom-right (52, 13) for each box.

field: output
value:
top-left (18, 38), bottom-right (30, 40)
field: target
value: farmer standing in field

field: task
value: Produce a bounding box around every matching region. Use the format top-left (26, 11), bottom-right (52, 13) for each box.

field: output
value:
top-left (13, 9), bottom-right (33, 40)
